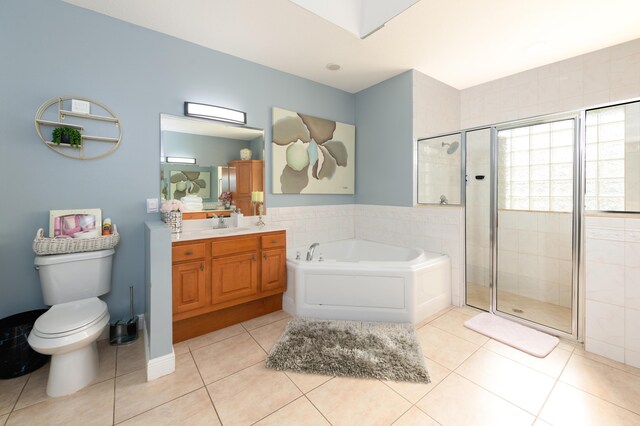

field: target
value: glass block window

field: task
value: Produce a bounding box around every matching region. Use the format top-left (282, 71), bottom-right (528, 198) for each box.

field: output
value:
top-left (498, 119), bottom-right (575, 212)
top-left (585, 105), bottom-right (626, 211)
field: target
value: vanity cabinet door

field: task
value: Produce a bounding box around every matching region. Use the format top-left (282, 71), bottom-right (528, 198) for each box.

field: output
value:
top-left (172, 261), bottom-right (207, 314)
top-left (211, 252), bottom-right (259, 305)
top-left (261, 248), bottom-right (287, 292)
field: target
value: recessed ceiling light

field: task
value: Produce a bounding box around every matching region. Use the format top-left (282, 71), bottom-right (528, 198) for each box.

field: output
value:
top-left (326, 63), bottom-right (341, 71)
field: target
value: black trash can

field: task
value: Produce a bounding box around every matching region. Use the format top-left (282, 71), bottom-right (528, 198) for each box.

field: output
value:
top-left (0, 309), bottom-right (50, 379)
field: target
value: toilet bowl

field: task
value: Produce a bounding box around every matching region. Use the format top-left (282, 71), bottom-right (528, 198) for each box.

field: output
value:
top-left (28, 298), bottom-right (109, 396)
top-left (28, 249), bottom-right (114, 397)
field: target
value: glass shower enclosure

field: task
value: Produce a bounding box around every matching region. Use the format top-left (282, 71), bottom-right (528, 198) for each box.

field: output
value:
top-left (465, 116), bottom-right (580, 337)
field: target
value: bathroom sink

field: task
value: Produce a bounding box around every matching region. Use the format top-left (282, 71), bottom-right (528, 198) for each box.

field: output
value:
top-left (182, 227), bottom-right (251, 238)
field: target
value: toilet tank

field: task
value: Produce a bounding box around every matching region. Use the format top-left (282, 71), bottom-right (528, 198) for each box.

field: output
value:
top-left (34, 249), bottom-right (114, 305)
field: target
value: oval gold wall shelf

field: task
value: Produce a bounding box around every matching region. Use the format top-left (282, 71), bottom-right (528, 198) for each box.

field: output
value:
top-left (35, 96), bottom-right (122, 160)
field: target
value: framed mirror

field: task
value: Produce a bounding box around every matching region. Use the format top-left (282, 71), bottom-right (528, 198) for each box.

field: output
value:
top-left (160, 114), bottom-right (265, 218)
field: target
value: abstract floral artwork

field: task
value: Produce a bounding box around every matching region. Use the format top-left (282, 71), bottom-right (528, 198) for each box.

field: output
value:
top-left (272, 107), bottom-right (355, 194)
top-left (168, 170), bottom-right (210, 200)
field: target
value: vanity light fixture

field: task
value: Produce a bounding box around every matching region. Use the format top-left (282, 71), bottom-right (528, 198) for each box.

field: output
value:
top-left (184, 102), bottom-right (246, 125)
top-left (166, 156), bottom-right (196, 165)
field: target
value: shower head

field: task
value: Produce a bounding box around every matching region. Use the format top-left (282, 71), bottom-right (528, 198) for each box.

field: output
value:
top-left (442, 141), bottom-right (459, 154)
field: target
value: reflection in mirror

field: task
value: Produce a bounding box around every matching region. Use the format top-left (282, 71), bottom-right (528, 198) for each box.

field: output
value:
top-left (160, 114), bottom-right (265, 217)
top-left (417, 133), bottom-right (462, 205)
top-left (585, 101), bottom-right (640, 212)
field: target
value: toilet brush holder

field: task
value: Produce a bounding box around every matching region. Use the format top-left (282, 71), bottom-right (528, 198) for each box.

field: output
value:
top-left (109, 286), bottom-right (139, 346)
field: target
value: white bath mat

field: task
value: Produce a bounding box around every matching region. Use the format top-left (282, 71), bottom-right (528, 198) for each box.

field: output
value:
top-left (464, 312), bottom-right (559, 358)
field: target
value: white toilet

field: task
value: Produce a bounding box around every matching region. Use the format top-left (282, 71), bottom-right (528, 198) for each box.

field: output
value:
top-left (28, 249), bottom-right (114, 397)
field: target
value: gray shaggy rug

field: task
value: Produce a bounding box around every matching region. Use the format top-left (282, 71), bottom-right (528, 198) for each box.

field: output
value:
top-left (265, 318), bottom-right (430, 383)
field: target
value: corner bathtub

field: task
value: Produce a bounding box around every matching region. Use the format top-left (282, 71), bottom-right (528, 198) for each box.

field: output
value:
top-left (283, 239), bottom-right (451, 324)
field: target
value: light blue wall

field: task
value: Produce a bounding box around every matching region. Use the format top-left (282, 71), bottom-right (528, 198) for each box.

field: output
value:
top-left (0, 0), bottom-right (355, 319)
top-left (355, 71), bottom-right (415, 206)
top-left (144, 222), bottom-right (172, 359)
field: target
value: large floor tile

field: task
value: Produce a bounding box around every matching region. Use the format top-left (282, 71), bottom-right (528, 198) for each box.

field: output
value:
top-left (383, 357), bottom-right (451, 403)
top-left (307, 376), bottom-right (411, 426)
top-left (206, 362), bottom-right (301, 425)
top-left (483, 338), bottom-right (572, 378)
top-left (13, 364), bottom-right (49, 410)
top-left (573, 346), bottom-right (640, 377)
top-left (173, 340), bottom-right (190, 356)
top-left (241, 310), bottom-right (291, 331)
top-left (284, 371), bottom-right (332, 394)
top-left (6, 379), bottom-right (114, 426)
top-left (95, 339), bottom-right (117, 383)
top-left (539, 381), bottom-right (640, 425)
top-left (114, 352), bottom-right (203, 423)
top-left (191, 333), bottom-right (266, 384)
top-left (254, 396), bottom-right (329, 425)
top-left (456, 348), bottom-right (555, 415)
top-left (416, 324), bottom-right (479, 370)
top-left (415, 306), bottom-right (453, 329)
top-left (15, 340), bottom-right (115, 411)
top-left (0, 374), bottom-right (28, 415)
top-left (560, 354), bottom-right (640, 414)
top-left (119, 388), bottom-right (220, 426)
top-left (249, 318), bottom-right (290, 352)
top-left (184, 324), bottom-right (246, 352)
top-left (416, 373), bottom-right (535, 426)
top-left (393, 406), bottom-right (439, 426)
top-left (430, 309), bottom-right (490, 345)
top-left (116, 337), bottom-right (146, 376)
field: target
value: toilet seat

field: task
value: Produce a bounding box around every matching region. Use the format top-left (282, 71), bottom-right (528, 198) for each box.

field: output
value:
top-left (32, 297), bottom-right (108, 338)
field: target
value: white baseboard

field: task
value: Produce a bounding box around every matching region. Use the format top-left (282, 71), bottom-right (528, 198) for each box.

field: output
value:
top-left (143, 319), bottom-right (175, 381)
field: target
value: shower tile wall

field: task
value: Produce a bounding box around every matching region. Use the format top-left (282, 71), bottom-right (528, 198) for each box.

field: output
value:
top-left (498, 211), bottom-right (573, 307)
top-left (417, 136), bottom-right (461, 205)
top-left (460, 37), bottom-right (640, 366)
top-left (461, 39), bottom-right (640, 130)
top-left (465, 130), bottom-right (492, 292)
top-left (584, 215), bottom-right (640, 368)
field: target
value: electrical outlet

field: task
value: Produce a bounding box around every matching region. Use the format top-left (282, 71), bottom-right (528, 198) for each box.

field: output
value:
top-left (147, 198), bottom-right (159, 213)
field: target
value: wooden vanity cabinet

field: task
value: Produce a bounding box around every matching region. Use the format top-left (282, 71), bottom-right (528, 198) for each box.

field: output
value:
top-left (171, 230), bottom-right (286, 342)
top-left (182, 210), bottom-right (231, 220)
top-left (260, 234), bottom-right (287, 292)
top-left (171, 242), bottom-right (207, 314)
top-left (228, 160), bottom-right (263, 216)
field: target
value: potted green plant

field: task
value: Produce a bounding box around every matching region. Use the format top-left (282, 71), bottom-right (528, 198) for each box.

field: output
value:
top-left (52, 126), bottom-right (82, 147)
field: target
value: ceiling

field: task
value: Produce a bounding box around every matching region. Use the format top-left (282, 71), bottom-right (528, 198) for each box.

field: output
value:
top-left (64, 0), bottom-right (640, 93)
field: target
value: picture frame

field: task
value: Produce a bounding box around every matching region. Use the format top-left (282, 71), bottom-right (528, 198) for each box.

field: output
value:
top-left (272, 107), bottom-right (355, 194)
top-left (49, 209), bottom-right (102, 238)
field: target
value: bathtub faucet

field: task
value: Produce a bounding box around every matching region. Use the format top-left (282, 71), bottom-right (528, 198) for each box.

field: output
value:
top-left (306, 243), bottom-right (320, 261)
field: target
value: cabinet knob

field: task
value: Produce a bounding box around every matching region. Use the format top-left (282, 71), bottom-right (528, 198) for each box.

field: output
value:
top-left (252, 255), bottom-right (257, 261)
top-left (263, 254), bottom-right (267, 260)
top-left (185, 251), bottom-right (193, 255)
top-left (271, 240), bottom-right (277, 244)
top-left (200, 263), bottom-right (204, 271)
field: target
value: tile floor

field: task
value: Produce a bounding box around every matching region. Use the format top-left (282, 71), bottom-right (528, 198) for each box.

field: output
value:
top-left (2, 307), bottom-right (640, 425)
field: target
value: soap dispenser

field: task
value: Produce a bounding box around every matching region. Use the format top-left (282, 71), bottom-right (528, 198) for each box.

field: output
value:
top-left (231, 208), bottom-right (243, 227)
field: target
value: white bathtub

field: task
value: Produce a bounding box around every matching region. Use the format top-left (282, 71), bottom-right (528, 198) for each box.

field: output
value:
top-left (283, 239), bottom-right (451, 324)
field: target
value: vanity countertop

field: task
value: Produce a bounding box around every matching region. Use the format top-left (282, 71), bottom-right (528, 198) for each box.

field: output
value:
top-left (172, 224), bottom-right (286, 242)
